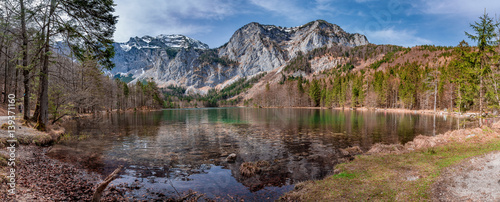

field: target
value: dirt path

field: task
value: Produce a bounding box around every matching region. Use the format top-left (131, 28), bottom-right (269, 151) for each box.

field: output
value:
top-left (433, 151), bottom-right (500, 201)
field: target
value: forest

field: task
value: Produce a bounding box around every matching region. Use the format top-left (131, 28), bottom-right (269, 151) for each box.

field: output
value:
top-left (1, 0), bottom-right (499, 134)
top-left (0, 0), bottom-right (163, 131)
top-left (253, 13), bottom-right (500, 116)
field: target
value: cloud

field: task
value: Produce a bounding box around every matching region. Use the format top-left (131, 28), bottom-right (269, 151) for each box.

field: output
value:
top-left (419, 0), bottom-right (500, 18)
top-left (249, 0), bottom-right (307, 21)
top-left (113, 0), bottom-right (236, 42)
top-left (364, 28), bottom-right (432, 47)
top-left (248, 0), bottom-right (340, 22)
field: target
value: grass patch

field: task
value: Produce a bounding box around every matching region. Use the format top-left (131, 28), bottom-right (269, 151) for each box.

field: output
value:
top-left (0, 123), bottom-right (9, 130)
top-left (57, 132), bottom-right (90, 143)
top-left (332, 172), bottom-right (357, 179)
top-left (282, 137), bottom-right (500, 201)
top-left (0, 153), bottom-right (8, 167)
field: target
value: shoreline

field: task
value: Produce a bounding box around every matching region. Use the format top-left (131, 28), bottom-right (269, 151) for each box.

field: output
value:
top-left (110, 104), bottom-right (499, 121)
top-left (238, 105), bottom-right (497, 119)
top-left (0, 145), bottom-right (127, 201)
top-left (281, 120), bottom-right (500, 201)
top-left (0, 110), bottom-right (499, 200)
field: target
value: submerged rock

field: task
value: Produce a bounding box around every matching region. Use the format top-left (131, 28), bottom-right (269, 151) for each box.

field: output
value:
top-left (226, 153), bottom-right (237, 162)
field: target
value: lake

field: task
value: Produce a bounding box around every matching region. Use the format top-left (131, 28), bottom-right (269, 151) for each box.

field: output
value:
top-left (50, 108), bottom-right (467, 200)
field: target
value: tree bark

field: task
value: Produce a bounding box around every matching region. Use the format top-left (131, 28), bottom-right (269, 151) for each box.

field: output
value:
top-left (2, 46), bottom-right (8, 103)
top-left (491, 74), bottom-right (500, 107)
top-left (14, 65), bottom-right (18, 100)
top-left (20, 0), bottom-right (30, 120)
top-left (36, 0), bottom-right (56, 131)
top-left (434, 80), bottom-right (437, 112)
top-left (479, 75), bottom-right (483, 127)
top-left (0, 35), bottom-right (4, 103)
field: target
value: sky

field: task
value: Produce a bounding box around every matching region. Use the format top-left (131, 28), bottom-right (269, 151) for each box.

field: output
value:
top-left (113, 0), bottom-right (500, 48)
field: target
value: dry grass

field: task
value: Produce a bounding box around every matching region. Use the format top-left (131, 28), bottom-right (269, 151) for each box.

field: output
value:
top-left (0, 118), bottom-right (68, 146)
top-left (240, 162), bottom-right (259, 177)
top-left (0, 123), bottom-right (8, 130)
top-left (366, 126), bottom-right (499, 156)
top-left (281, 123), bottom-right (500, 201)
top-left (493, 121), bottom-right (500, 129)
top-left (256, 160), bottom-right (270, 167)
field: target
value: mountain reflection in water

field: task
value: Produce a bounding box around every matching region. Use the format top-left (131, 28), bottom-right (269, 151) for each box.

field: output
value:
top-left (49, 108), bottom-right (466, 200)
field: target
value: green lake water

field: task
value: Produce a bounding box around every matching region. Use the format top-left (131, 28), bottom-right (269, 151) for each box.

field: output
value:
top-left (51, 107), bottom-right (467, 200)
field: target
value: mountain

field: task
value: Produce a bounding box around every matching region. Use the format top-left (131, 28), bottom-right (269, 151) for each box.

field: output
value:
top-left (110, 20), bottom-right (369, 93)
top-left (111, 34), bottom-right (209, 74)
top-left (219, 20), bottom-right (368, 75)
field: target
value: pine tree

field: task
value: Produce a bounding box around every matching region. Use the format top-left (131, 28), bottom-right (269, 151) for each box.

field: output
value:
top-left (297, 76), bottom-right (304, 93)
top-left (465, 11), bottom-right (499, 116)
top-left (309, 79), bottom-right (321, 107)
top-left (451, 41), bottom-right (475, 112)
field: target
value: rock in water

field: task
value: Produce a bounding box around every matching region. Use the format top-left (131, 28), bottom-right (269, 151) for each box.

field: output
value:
top-left (226, 153), bottom-right (237, 162)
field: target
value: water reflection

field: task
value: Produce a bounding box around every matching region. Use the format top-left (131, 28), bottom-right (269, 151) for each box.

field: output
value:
top-left (50, 108), bottom-right (467, 200)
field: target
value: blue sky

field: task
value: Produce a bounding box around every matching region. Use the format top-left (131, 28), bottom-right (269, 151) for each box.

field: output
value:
top-left (113, 0), bottom-right (500, 48)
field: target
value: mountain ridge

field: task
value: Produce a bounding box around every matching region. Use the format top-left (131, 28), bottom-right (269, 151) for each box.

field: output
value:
top-left (110, 20), bottom-right (369, 93)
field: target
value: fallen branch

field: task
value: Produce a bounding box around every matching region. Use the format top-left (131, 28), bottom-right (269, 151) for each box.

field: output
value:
top-left (51, 114), bottom-right (68, 124)
top-left (92, 165), bottom-right (123, 202)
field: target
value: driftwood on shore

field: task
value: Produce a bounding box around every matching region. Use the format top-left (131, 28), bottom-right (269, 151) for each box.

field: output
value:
top-left (92, 165), bottom-right (123, 202)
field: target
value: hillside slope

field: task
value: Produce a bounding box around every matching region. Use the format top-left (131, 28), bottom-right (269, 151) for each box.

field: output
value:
top-left (241, 44), bottom-right (466, 111)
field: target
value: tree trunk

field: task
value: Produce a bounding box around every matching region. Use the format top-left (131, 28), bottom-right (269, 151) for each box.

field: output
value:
top-left (450, 84), bottom-right (453, 113)
top-left (434, 80), bottom-right (437, 112)
top-left (36, 0), bottom-right (55, 131)
top-left (20, 0), bottom-right (30, 120)
top-left (14, 65), bottom-right (18, 100)
top-left (33, 16), bottom-right (47, 123)
top-left (0, 36), bottom-right (4, 103)
top-left (479, 76), bottom-right (483, 114)
top-left (491, 74), bottom-right (500, 107)
top-left (3, 46), bottom-right (8, 103)
top-left (479, 75), bottom-right (483, 127)
top-left (458, 84), bottom-right (462, 114)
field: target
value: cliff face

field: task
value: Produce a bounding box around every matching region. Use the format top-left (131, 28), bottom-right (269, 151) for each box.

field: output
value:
top-left (219, 20), bottom-right (368, 75)
top-left (111, 20), bottom-right (369, 92)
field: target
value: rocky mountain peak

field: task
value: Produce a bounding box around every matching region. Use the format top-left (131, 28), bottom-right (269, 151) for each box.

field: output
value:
top-left (118, 34), bottom-right (209, 52)
top-left (219, 20), bottom-right (369, 74)
top-left (111, 20), bottom-right (370, 92)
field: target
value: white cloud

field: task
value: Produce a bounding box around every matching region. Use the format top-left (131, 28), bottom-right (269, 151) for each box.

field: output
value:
top-left (419, 0), bottom-right (500, 18)
top-left (364, 28), bottom-right (432, 47)
top-left (248, 0), bottom-right (340, 21)
top-left (113, 0), bottom-right (236, 42)
top-left (249, 0), bottom-right (308, 21)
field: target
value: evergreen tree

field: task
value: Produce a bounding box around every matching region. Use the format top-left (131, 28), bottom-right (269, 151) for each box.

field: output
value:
top-left (448, 41), bottom-right (474, 112)
top-left (309, 79), bottom-right (321, 107)
top-left (297, 76), bottom-right (304, 93)
top-left (465, 11), bottom-right (499, 115)
top-left (373, 71), bottom-right (387, 107)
